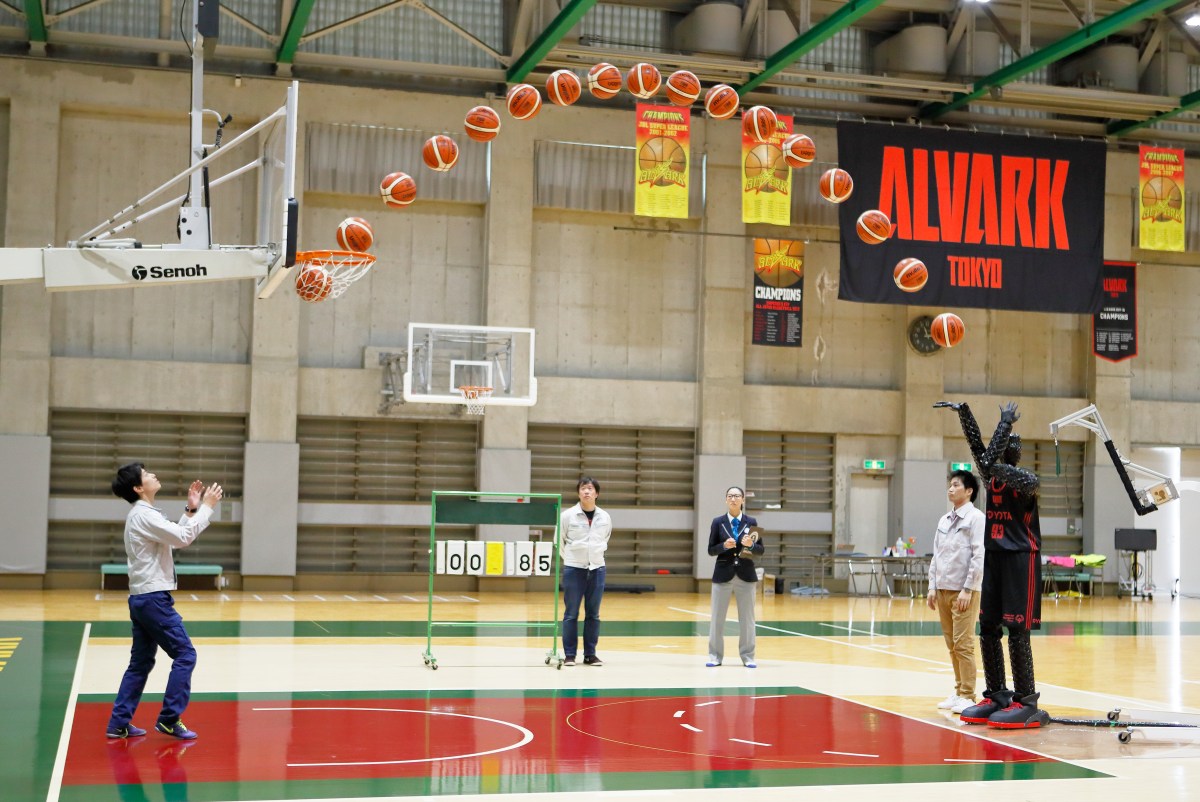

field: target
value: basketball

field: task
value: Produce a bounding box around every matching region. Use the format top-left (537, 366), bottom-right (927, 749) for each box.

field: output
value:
top-left (931, 312), bottom-right (965, 348)
top-left (1141, 176), bottom-right (1183, 221)
top-left (638, 137), bottom-right (687, 186)
top-left (626, 62), bottom-right (662, 99)
top-left (704, 83), bottom-right (739, 119)
top-left (464, 105), bottom-right (501, 142)
top-left (893, 257), bottom-right (928, 292)
top-left (587, 62), bottom-right (623, 99)
top-left (546, 69), bottom-right (582, 106)
top-left (665, 70), bottom-right (701, 106)
top-left (422, 135), bottom-right (459, 172)
top-left (336, 217), bottom-right (374, 252)
top-left (294, 267), bottom-right (332, 303)
top-left (781, 134), bottom-right (815, 168)
top-left (819, 167), bottom-right (853, 203)
top-left (744, 144), bottom-right (788, 184)
top-left (856, 209), bottom-right (892, 245)
top-left (506, 83), bottom-right (541, 120)
top-left (379, 171), bottom-right (416, 207)
top-left (742, 105), bottom-right (778, 143)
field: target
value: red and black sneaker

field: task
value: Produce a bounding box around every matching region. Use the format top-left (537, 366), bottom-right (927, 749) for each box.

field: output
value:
top-left (958, 689), bottom-right (1015, 725)
top-left (987, 693), bottom-right (1050, 729)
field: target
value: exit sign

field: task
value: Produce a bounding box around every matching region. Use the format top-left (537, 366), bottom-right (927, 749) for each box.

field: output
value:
top-left (950, 462), bottom-right (973, 471)
top-left (863, 459), bottom-right (886, 470)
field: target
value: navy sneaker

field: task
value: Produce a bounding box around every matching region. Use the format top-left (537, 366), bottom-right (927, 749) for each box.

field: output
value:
top-left (583, 655), bottom-right (603, 666)
top-left (155, 720), bottom-right (198, 740)
top-left (106, 724), bottom-right (147, 739)
top-left (958, 689), bottom-right (1015, 725)
top-left (987, 693), bottom-right (1051, 729)
top-left (563, 657), bottom-right (576, 666)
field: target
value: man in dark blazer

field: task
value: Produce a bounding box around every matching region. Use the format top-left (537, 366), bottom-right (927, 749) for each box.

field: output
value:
top-left (706, 486), bottom-right (765, 667)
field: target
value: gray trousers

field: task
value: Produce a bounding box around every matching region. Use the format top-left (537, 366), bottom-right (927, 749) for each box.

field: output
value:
top-left (707, 576), bottom-right (756, 663)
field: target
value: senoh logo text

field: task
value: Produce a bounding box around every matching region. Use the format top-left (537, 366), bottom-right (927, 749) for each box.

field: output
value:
top-left (131, 264), bottom-right (209, 281)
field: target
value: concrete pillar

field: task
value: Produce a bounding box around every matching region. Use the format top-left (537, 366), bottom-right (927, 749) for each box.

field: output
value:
top-left (694, 455), bottom-right (745, 581)
top-left (0, 95), bottom-right (58, 576)
top-left (898, 322), bottom-right (951, 552)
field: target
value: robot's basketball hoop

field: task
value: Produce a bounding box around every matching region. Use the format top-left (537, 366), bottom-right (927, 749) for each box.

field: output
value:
top-left (294, 250), bottom-right (376, 300)
top-left (457, 385), bottom-right (493, 415)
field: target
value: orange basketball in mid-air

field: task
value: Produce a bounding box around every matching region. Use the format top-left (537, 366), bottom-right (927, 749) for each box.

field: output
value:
top-left (422, 135), bottom-right (459, 172)
top-left (742, 105), bottom-right (778, 143)
top-left (379, 171), bottom-right (416, 207)
top-left (464, 105), bottom-right (501, 142)
top-left (506, 84), bottom-right (542, 120)
top-left (893, 258), bottom-right (928, 292)
top-left (819, 167), bottom-right (853, 203)
top-left (546, 69), bottom-right (582, 106)
top-left (626, 62), bottom-right (662, 99)
top-left (295, 267), bottom-right (332, 303)
top-left (781, 134), bottom-right (815, 168)
top-left (336, 217), bottom-right (374, 252)
top-left (587, 63), bottom-right (623, 99)
top-left (665, 70), bottom-right (701, 106)
top-left (856, 210), bottom-right (892, 245)
top-left (704, 84), bottom-right (739, 119)
top-left (931, 313), bottom-right (965, 348)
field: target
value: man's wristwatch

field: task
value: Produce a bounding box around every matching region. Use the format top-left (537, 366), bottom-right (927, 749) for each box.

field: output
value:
top-left (185, 505), bottom-right (198, 514)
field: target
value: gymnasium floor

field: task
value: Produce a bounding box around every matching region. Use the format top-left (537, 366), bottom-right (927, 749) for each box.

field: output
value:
top-left (5, 588), bottom-right (1200, 801)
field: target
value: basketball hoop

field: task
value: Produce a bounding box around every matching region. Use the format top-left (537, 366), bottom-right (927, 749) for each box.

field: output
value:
top-left (457, 385), bottom-right (493, 415)
top-left (294, 250), bottom-right (376, 300)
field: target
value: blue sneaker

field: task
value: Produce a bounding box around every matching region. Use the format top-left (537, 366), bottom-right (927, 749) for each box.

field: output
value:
top-left (155, 720), bottom-right (198, 740)
top-left (106, 724), bottom-right (147, 739)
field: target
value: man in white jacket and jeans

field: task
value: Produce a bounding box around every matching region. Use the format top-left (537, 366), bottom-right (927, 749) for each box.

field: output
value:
top-left (559, 476), bottom-right (612, 666)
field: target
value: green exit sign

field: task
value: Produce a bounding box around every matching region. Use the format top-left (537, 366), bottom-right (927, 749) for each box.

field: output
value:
top-left (950, 462), bottom-right (973, 471)
top-left (863, 459), bottom-right (886, 470)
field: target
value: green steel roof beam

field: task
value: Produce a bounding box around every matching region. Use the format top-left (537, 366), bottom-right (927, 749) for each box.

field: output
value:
top-left (922, 0), bottom-right (1178, 120)
top-left (24, 0), bottom-right (47, 43)
top-left (1108, 87), bottom-right (1200, 137)
top-left (735, 0), bottom-right (889, 95)
top-left (507, 0), bottom-right (597, 83)
top-left (277, 0), bottom-right (317, 65)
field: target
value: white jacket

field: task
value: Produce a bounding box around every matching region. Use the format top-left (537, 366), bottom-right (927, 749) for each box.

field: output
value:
top-left (559, 503), bottom-right (612, 570)
top-left (123, 500), bottom-right (214, 595)
top-left (927, 502), bottom-right (985, 593)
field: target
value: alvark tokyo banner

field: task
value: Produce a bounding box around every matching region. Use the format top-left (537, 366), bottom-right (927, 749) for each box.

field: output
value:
top-left (634, 103), bottom-right (690, 219)
top-left (742, 114), bottom-right (793, 226)
top-left (1092, 261), bottom-right (1137, 362)
top-left (751, 238), bottom-right (804, 347)
top-left (836, 121), bottom-right (1106, 314)
top-left (1138, 145), bottom-right (1184, 252)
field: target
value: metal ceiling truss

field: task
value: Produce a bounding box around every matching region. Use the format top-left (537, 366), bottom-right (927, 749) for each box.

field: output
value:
top-left (508, 0), bottom-right (598, 82)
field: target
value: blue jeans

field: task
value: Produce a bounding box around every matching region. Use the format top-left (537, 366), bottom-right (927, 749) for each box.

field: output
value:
top-left (562, 565), bottom-right (605, 659)
top-left (107, 591), bottom-right (197, 730)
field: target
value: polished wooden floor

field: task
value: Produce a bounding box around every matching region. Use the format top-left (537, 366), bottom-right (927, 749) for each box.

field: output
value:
top-left (6, 588), bottom-right (1200, 801)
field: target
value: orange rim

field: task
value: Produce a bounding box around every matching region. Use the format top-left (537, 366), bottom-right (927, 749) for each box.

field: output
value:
top-left (295, 250), bottom-right (376, 266)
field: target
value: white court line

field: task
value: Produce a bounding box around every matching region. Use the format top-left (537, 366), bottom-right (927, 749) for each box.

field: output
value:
top-left (752, 695), bottom-right (786, 700)
top-left (433, 595), bottom-right (449, 602)
top-left (673, 710), bottom-right (685, 718)
top-left (46, 623), bottom-right (90, 802)
top-left (373, 595), bottom-right (388, 602)
top-left (313, 594), bottom-right (326, 601)
top-left (403, 595), bottom-right (419, 602)
top-left (282, 594), bottom-right (295, 601)
top-left (311, 621), bottom-right (331, 634)
top-left (650, 644), bottom-right (678, 649)
top-left (460, 595), bottom-right (479, 602)
top-left (819, 622), bottom-right (888, 637)
top-left (945, 758), bottom-right (1005, 763)
top-left (680, 724), bottom-right (703, 733)
top-left (344, 595), bottom-right (358, 602)
top-left (695, 700), bottom-right (721, 708)
top-left (220, 593), bottom-right (230, 601)
top-left (731, 738), bottom-right (772, 747)
top-left (824, 750), bottom-right (878, 758)
top-left (189, 594), bottom-right (198, 601)
top-left (253, 594), bottom-right (263, 601)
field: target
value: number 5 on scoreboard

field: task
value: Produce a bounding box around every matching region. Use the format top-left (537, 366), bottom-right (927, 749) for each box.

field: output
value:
top-left (534, 541), bottom-right (553, 576)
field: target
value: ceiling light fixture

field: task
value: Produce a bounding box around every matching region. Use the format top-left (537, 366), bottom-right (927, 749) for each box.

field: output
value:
top-left (1187, 12), bottom-right (1200, 27)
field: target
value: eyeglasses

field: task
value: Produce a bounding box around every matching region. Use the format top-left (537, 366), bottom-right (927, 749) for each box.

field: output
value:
top-left (726, 493), bottom-right (743, 499)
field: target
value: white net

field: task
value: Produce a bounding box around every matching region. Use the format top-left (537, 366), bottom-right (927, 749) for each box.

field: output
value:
top-left (458, 386), bottom-right (493, 415)
top-left (294, 250), bottom-right (377, 300)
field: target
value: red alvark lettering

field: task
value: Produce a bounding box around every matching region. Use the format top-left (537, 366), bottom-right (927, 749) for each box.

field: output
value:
top-left (1104, 278), bottom-right (1127, 293)
top-left (878, 146), bottom-right (1070, 249)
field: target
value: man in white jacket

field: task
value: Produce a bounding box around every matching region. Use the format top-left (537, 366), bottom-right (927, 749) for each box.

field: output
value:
top-left (559, 477), bottom-right (612, 666)
top-left (105, 462), bottom-right (223, 741)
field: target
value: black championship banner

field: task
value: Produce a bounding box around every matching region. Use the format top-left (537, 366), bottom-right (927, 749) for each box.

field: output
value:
top-left (836, 121), bottom-right (1105, 314)
top-left (1092, 261), bottom-right (1137, 362)
top-left (752, 238), bottom-right (804, 346)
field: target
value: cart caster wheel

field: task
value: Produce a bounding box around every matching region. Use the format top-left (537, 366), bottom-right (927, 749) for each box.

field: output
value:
top-left (545, 657), bottom-right (552, 665)
top-left (422, 656), bottom-right (430, 666)
top-left (1119, 730), bottom-right (1132, 744)
top-left (557, 660), bottom-right (563, 670)
top-left (1107, 709), bottom-right (1120, 722)
top-left (431, 662), bottom-right (438, 671)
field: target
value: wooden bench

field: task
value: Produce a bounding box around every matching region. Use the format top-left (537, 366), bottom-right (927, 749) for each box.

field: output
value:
top-left (101, 563), bottom-right (226, 590)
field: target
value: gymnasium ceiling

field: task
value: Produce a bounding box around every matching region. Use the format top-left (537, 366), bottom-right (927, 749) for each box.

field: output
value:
top-left (3, 0), bottom-right (1200, 148)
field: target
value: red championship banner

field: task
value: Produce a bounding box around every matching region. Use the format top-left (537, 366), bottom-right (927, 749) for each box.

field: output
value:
top-left (742, 114), bottom-right (793, 226)
top-left (635, 104), bottom-right (690, 219)
top-left (752, 238), bottom-right (804, 346)
top-left (1138, 146), bottom-right (1184, 252)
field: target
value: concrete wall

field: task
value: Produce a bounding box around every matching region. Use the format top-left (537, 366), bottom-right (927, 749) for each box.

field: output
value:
top-left (2, 58), bottom-right (1200, 587)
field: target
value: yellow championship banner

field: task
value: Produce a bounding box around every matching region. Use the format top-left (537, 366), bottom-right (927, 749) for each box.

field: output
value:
top-left (742, 113), bottom-right (793, 225)
top-left (634, 103), bottom-right (690, 218)
top-left (1138, 145), bottom-right (1185, 252)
